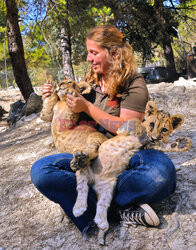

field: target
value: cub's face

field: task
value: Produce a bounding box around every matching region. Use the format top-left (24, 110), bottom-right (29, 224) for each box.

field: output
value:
top-left (56, 80), bottom-right (80, 101)
top-left (144, 101), bottom-right (184, 143)
top-left (145, 111), bottom-right (175, 143)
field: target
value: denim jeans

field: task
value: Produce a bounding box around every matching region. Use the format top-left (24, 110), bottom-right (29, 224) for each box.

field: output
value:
top-left (31, 149), bottom-right (176, 233)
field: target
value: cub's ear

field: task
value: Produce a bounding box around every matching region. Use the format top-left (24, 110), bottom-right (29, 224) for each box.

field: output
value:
top-left (145, 101), bottom-right (157, 117)
top-left (78, 81), bottom-right (92, 95)
top-left (170, 114), bottom-right (184, 131)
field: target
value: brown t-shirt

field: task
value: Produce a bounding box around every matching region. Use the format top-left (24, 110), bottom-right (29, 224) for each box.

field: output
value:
top-left (79, 73), bottom-right (149, 137)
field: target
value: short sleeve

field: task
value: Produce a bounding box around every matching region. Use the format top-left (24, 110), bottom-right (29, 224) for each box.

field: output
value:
top-left (120, 74), bottom-right (149, 113)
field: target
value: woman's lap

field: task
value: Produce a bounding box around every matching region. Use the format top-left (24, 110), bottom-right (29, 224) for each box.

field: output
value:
top-left (30, 149), bottom-right (176, 232)
top-left (115, 149), bottom-right (176, 206)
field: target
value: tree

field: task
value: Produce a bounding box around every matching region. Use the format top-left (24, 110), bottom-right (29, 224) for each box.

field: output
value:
top-left (60, 23), bottom-right (74, 80)
top-left (168, 0), bottom-right (196, 73)
top-left (115, 1), bottom-right (160, 65)
top-left (29, 0), bottom-right (89, 80)
top-left (103, 0), bottom-right (185, 78)
top-left (43, 0), bottom-right (114, 79)
top-left (5, 0), bottom-right (34, 100)
top-left (21, 0), bottom-right (114, 80)
top-left (58, 0), bottom-right (75, 80)
top-left (0, 1), bottom-right (7, 63)
top-left (153, 0), bottom-right (177, 78)
top-left (43, 0), bottom-right (75, 79)
top-left (3, 0), bottom-right (193, 85)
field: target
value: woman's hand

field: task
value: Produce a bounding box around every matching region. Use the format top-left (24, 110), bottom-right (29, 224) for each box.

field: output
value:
top-left (42, 83), bottom-right (53, 101)
top-left (66, 94), bottom-right (89, 113)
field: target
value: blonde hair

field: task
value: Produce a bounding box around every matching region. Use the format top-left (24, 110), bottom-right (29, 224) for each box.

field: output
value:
top-left (85, 25), bottom-right (136, 99)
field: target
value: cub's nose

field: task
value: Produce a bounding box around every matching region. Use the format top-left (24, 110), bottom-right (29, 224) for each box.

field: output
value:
top-left (149, 136), bottom-right (158, 143)
top-left (57, 89), bottom-right (66, 98)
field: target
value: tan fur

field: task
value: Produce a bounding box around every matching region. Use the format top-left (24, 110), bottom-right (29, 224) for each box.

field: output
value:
top-left (72, 100), bottom-right (192, 245)
top-left (41, 86), bottom-right (192, 244)
top-left (40, 79), bottom-right (108, 171)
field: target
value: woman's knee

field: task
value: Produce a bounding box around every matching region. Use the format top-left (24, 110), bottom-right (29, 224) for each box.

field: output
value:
top-left (30, 158), bottom-right (48, 189)
top-left (31, 154), bottom-right (75, 193)
top-left (129, 149), bottom-right (177, 201)
top-left (132, 149), bottom-right (174, 169)
top-left (149, 150), bottom-right (176, 185)
top-left (142, 150), bottom-right (177, 201)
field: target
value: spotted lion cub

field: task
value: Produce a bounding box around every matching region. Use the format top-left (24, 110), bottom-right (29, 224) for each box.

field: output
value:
top-left (73, 101), bottom-right (192, 245)
top-left (40, 79), bottom-right (107, 171)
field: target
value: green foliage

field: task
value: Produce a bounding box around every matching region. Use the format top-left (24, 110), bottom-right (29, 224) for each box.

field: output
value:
top-left (172, 0), bottom-right (196, 71)
top-left (37, 0), bottom-right (114, 66)
top-left (73, 62), bottom-right (91, 80)
top-left (0, 1), bottom-right (8, 70)
top-left (89, 6), bottom-right (114, 25)
top-left (23, 22), bottom-right (53, 68)
top-left (1, 0), bottom-right (195, 87)
top-left (0, 1), bottom-right (6, 36)
top-left (28, 67), bottom-right (56, 86)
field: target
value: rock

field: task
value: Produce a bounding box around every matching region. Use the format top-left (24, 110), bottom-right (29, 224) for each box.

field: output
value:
top-left (23, 92), bottom-right (43, 116)
top-left (0, 106), bottom-right (8, 118)
top-left (6, 100), bottom-right (26, 127)
top-left (6, 93), bottom-right (43, 127)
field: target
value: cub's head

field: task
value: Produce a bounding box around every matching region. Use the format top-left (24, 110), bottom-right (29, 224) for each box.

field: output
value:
top-left (53, 79), bottom-right (92, 101)
top-left (55, 80), bottom-right (80, 101)
top-left (143, 101), bottom-right (184, 143)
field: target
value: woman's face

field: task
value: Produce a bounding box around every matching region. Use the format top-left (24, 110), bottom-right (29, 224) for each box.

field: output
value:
top-left (86, 39), bottom-right (111, 76)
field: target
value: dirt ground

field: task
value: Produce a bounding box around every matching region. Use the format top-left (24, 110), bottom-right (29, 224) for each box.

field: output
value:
top-left (0, 78), bottom-right (196, 250)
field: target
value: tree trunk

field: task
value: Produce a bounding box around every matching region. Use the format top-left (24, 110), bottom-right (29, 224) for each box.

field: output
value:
top-left (5, 0), bottom-right (34, 100)
top-left (162, 36), bottom-right (176, 78)
top-left (60, 23), bottom-right (75, 80)
top-left (154, 0), bottom-right (177, 79)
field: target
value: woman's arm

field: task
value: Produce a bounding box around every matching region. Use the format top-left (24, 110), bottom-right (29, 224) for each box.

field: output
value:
top-left (66, 94), bottom-right (144, 134)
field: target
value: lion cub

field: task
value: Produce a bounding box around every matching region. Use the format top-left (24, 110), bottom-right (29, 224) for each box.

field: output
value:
top-left (72, 101), bottom-right (192, 245)
top-left (40, 79), bottom-right (107, 170)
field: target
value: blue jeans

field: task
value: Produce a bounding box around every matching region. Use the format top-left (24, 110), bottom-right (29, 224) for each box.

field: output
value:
top-left (31, 149), bottom-right (176, 233)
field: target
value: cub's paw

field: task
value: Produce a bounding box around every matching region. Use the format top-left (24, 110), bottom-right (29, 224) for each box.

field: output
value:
top-left (70, 151), bottom-right (89, 171)
top-left (64, 88), bottom-right (78, 97)
top-left (171, 137), bottom-right (192, 151)
top-left (73, 202), bottom-right (87, 217)
top-left (94, 214), bottom-right (109, 231)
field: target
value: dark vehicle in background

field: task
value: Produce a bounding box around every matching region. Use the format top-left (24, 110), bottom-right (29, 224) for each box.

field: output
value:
top-left (138, 66), bottom-right (169, 83)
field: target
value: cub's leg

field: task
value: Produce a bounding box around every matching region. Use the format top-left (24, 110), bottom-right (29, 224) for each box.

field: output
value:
top-left (40, 80), bottom-right (58, 122)
top-left (73, 169), bottom-right (89, 217)
top-left (94, 178), bottom-right (117, 245)
top-left (149, 137), bottom-right (192, 152)
top-left (70, 133), bottom-right (107, 171)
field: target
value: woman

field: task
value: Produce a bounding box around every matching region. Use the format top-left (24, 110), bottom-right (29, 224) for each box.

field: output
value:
top-left (31, 25), bottom-right (176, 235)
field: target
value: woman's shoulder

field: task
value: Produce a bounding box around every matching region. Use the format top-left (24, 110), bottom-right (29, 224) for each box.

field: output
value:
top-left (127, 72), bottom-right (146, 88)
top-left (120, 73), bottom-right (149, 113)
top-left (121, 73), bottom-right (148, 95)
